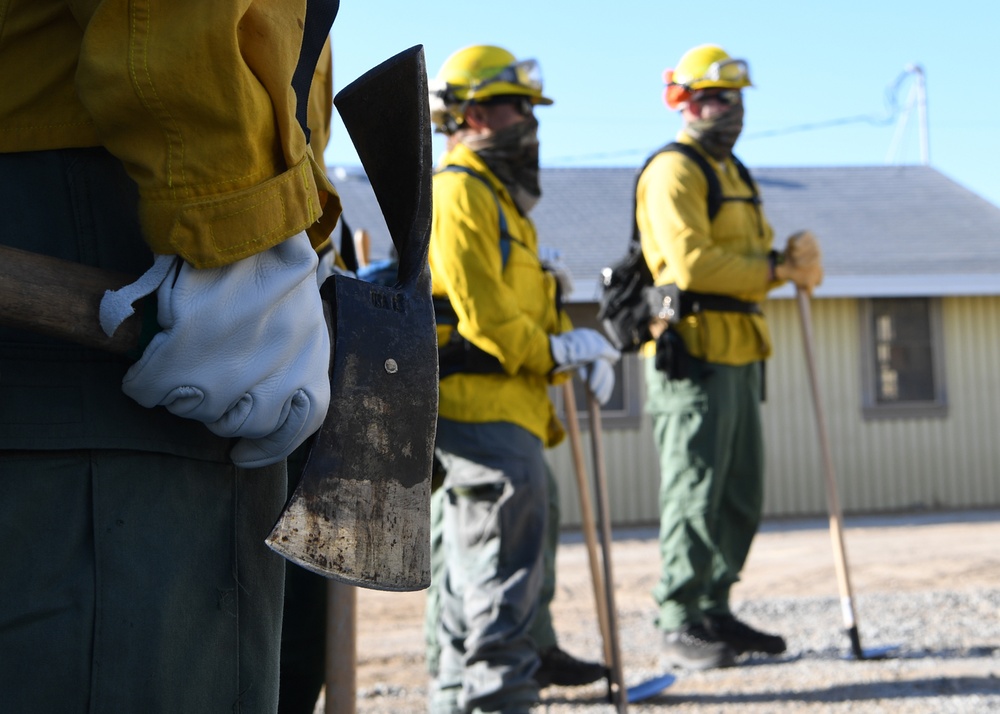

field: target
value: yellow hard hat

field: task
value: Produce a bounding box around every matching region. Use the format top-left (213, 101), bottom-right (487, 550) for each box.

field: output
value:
top-left (664, 44), bottom-right (752, 109)
top-left (429, 45), bottom-right (553, 133)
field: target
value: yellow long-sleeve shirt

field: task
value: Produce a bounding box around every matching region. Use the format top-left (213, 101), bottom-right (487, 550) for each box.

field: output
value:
top-left (637, 133), bottom-right (782, 365)
top-left (0, 0), bottom-right (340, 268)
top-left (430, 143), bottom-right (571, 447)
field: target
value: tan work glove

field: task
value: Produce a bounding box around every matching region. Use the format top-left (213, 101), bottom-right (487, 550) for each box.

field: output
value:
top-left (776, 230), bottom-right (824, 294)
top-left (786, 230), bottom-right (822, 268)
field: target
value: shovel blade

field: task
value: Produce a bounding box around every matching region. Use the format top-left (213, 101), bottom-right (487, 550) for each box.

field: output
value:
top-left (627, 674), bottom-right (676, 703)
top-left (843, 644), bottom-right (901, 661)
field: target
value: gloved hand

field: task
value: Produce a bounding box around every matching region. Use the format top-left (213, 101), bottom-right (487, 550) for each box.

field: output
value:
top-left (550, 328), bottom-right (620, 403)
top-left (785, 230), bottom-right (822, 268)
top-left (119, 231), bottom-right (331, 468)
top-left (538, 245), bottom-right (574, 297)
top-left (777, 230), bottom-right (824, 295)
top-left (550, 328), bottom-right (621, 372)
top-left (581, 358), bottom-right (616, 405)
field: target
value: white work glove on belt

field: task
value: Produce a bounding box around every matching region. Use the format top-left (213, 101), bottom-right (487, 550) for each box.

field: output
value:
top-left (100, 231), bottom-right (331, 468)
top-left (549, 328), bottom-right (621, 405)
top-left (538, 245), bottom-right (574, 297)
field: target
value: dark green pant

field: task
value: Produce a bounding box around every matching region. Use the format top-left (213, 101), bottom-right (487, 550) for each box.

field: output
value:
top-left (644, 358), bottom-right (764, 631)
top-left (0, 450), bottom-right (286, 714)
top-left (278, 439), bottom-right (325, 714)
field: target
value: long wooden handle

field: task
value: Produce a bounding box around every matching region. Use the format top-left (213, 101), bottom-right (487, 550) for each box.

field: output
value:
top-left (795, 287), bottom-right (864, 659)
top-left (562, 382), bottom-right (613, 667)
top-left (586, 390), bottom-right (628, 713)
top-left (325, 581), bottom-right (357, 714)
top-left (353, 229), bottom-right (371, 269)
top-left (0, 244), bottom-right (141, 355)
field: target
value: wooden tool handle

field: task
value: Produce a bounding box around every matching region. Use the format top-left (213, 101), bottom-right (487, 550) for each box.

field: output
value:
top-left (562, 383), bottom-right (613, 666)
top-left (586, 390), bottom-right (628, 713)
top-left (0, 244), bottom-right (141, 355)
top-left (796, 287), bottom-right (863, 659)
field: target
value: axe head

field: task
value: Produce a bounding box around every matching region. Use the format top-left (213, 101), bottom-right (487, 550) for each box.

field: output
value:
top-left (266, 46), bottom-right (437, 591)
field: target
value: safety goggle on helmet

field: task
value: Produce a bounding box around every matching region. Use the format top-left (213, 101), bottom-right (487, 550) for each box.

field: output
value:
top-left (664, 44), bottom-right (752, 110)
top-left (429, 45), bottom-right (554, 134)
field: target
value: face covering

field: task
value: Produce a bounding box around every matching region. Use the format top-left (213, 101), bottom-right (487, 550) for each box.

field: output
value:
top-left (684, 102), bottom-right (744, 160)
top-left (462, 114), bottom-right (541, 215)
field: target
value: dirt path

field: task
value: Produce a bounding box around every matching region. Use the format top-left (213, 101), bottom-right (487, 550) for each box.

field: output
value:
top-left (346, 509), bottom-right (1000, 712)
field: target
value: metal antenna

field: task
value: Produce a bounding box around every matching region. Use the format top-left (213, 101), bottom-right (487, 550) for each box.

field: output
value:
top-left (886, 64), bottom-right (929, 165)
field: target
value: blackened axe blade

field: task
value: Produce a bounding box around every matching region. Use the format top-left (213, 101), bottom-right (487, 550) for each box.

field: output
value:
top-left (265, 45), bottom-right (437, 591)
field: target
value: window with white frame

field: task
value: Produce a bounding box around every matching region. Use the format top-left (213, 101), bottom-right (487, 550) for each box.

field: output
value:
top-left (860, 297), bottom-right (947, 419)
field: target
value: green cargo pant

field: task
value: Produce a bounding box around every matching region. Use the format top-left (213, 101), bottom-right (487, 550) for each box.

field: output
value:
top-left (644, 357), bottom-right (764, 631)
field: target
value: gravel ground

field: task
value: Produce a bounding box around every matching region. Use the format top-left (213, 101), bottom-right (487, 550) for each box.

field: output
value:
top-left (552, 590), bottom-right (1000, 713)
top-left (336, 510), bottom-right (1000, 713)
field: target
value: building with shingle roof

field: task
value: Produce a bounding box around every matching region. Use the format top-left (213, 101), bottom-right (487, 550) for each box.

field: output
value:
top-left (329, 163), bottom-right (1000, 524)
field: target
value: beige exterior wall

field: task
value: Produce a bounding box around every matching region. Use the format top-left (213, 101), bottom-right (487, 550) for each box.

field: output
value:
top-left (546, 296), bottom-right (1000, 528)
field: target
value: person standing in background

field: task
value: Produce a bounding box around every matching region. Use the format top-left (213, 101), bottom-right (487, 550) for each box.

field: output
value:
top-left (639, 43), bottom-right (823, 670)
top-left (426, 44), bottom-right (619, 713)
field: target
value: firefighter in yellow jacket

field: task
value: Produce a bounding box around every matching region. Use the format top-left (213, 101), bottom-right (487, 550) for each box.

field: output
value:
top-left (0, 2), bottom-right (340, 711)
top-left (639, 44), bottom-right (823, 670)
top-left (427, 45), bottom-right (620, 713)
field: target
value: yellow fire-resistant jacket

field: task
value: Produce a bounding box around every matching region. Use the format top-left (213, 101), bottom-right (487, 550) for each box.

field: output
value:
top-left (430, 143), bottom-right (571, 447)
top-left (637, 132), bottom-right (783, 366)
top-left (0, 0), bottom-right (340, 268)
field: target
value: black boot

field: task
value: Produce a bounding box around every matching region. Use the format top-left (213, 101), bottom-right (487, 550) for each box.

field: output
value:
top-left (704, 614), bottom-right (787, 655)
top-left (661, 623), bottom-right (737, 670)
top-left (534, 646), bottom-right (608, 688)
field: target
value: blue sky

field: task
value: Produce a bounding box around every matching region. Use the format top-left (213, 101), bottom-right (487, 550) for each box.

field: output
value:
top-left (324, 1), bottom-right (1000, 208)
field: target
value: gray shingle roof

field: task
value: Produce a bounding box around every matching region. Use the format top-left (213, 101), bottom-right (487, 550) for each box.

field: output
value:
top-left (329, 163), bottom-right (1000, 301)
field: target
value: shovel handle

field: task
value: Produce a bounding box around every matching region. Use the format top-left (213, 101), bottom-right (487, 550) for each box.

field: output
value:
top-left (562, 383), bottom-right (613, 666)
top-left (0, 244), bottom-right (142, 355)
top-left (585, 389), bottom-right (628, 713)
top-left (795, 287), bottom-right (863, 658)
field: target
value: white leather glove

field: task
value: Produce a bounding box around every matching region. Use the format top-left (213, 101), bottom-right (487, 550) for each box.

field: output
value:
top-left (538, 245), bottom-right (574, 297)
top-left (114, 232), bottom-right (331, 468)
top-left (581, 358), bottom-right (616, 406)
top-left (550, 328), bottom-right (620, 372)
top-left (551, 329), bottom-right (620, 405)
